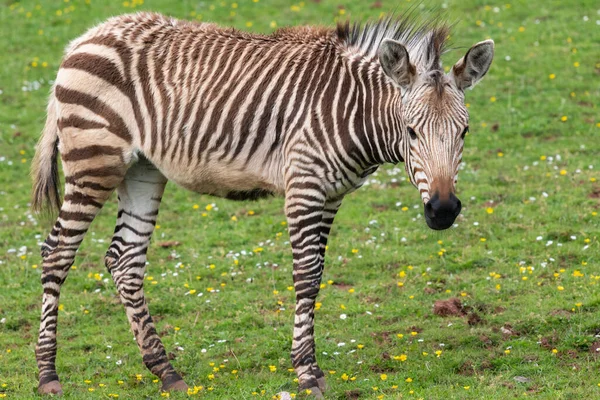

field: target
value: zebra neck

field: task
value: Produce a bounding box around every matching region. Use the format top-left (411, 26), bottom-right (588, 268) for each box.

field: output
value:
top-left (338, 56), bottom-right (405, 168)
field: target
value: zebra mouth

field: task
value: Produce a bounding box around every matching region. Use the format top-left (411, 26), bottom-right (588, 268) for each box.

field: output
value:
top-left (424, 213), bottom-right (458, 230)
top-left (423, 193), bottom-right (462, 230)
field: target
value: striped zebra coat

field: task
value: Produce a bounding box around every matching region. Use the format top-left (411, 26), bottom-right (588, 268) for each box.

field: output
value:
top-left (31, 12), bottom-right (494, 397)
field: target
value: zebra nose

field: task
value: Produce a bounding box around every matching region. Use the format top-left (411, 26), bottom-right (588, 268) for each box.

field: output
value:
top-left (424, 192), bottom-right (461, 230)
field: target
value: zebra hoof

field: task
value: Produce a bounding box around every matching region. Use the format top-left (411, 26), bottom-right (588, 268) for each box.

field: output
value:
top-left (38, 380), bottom-right (63, 396)
top-left (316, 376), bottom-right (328, 393)
top-left (161, 379), bottom-right (188, 392)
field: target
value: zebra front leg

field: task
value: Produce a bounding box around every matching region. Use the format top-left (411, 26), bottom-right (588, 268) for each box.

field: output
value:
top-left (286, 184), bottom-right (327, 398)
top-left (105, 160), bottom-right (188, 393)
top-left (311, 198), bottom-right (342, 393)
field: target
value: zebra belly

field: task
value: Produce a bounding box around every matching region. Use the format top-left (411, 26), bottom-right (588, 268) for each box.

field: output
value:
top-left (142, 152), bottom-right (285, 200)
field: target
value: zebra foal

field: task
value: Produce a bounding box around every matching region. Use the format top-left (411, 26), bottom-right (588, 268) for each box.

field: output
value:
top-left (31, 12), bottom-right (494, 397)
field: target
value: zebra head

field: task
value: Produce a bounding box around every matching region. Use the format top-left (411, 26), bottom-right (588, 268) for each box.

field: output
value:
top-left (379, 39), bottom-right (494, 230)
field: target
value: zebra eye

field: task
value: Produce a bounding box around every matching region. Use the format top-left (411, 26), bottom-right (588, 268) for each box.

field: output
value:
top-left (407, 127), bottom-right (417, 140)
top-left (461, 126), bottom-right (469, 140)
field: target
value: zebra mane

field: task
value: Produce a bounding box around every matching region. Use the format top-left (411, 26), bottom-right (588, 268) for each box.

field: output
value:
top-left (336, 13), bottom-right (451, 73)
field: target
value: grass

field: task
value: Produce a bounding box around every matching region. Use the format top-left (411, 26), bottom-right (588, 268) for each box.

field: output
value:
top-left (0, 0), bottom-right (599, 399)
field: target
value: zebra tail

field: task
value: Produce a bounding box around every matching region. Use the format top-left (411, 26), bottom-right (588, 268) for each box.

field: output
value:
top-left (31, 90), bottom-right (61, 215)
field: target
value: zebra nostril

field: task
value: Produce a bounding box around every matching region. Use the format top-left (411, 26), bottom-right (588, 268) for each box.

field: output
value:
top-left (425, 201), bottom-right (434, 217)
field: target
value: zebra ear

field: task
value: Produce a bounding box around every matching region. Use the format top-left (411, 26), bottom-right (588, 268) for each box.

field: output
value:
top-left (378, 39), bottom-right (416, 89)
top-left (451, 39), bottom-right (495, 90)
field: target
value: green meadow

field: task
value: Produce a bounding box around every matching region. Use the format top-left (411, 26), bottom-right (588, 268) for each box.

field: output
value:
top-left (0, 0), bottom-right (599, 398)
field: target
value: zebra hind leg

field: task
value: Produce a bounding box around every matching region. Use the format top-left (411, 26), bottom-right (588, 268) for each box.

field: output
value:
top-left (36, 153), bottom-right (127, 395)
top-left (104, 158), bottom-right (188, 393)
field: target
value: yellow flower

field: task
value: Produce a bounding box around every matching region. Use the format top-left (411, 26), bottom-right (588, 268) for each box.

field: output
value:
top-left (504, 349), bottom-right (511, 354)
top-left (410, 331), bottom-right (418, 336)
top-left (486, 207), bottom-right (494, 214)
top-left (549, 73), bottom-right (556, 80)
top-left (552, 349), bottom-right (558, 354)
top-left (193, 204), bottom-right (199, 209)
top-left (269, 365), bottom-right (277, 372)
top-left (380, 374), bottom-right (387, 381)
top-left (573, 62), bottom-right (580, 67)
top-left (557, 286), bottom-right (564, 291)
top-left (351, 248), bottom-right (359, 254)
top-left (396, 334), bottom-right (404, 339)
top-left (480, 238), bottom-right (487, 242)
top-left (357, 344), bottom-right (364, 349)
top-left (490, 96), bottom-right (497, 102)
top-left (270, 21), bottom-right (277, 29)
top-left (540, 155), bottom-right (547, 160)
top-left (560, 116), bottom-right (568, 122)
top-left (464, 386), bottom-right (471, 390)
top-left (205, 204), bottom-right (213, 211)
top-left (207, 374), bottom-right (214, 380)
top-left (341, 373), bottom-right (349, 381)
top-left (435, 350), bottom-right (443, 357)
top-left (394, 354), bottom-right (407, 361)
top-left (401, 206), bottom-right (408, 211)
top-left (518, 26), bottom-right (525, 32)
top-left (405, 377), bottom-right (413, 383)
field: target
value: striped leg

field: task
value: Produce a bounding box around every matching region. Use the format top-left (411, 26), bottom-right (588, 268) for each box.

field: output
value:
top-left (311, 198), bottom-right (342, 392)
top-left (36, 162), bottom-right (126, 395)
top-left (286, 182), bottom-right (328, 398)
top-left (104, 159), bottom-right (187, 392)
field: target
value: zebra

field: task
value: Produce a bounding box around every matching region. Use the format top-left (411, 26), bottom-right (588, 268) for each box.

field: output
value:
top-left (30, 12), bottom-right (494, 397)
